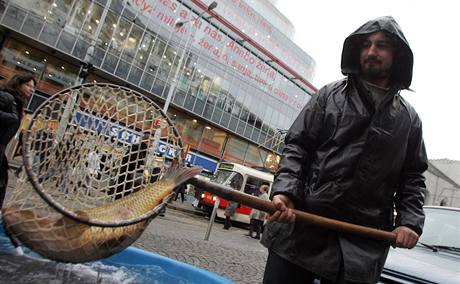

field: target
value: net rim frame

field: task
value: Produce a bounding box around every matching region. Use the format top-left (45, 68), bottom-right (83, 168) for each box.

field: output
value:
top-left (22, 83), bottom-right (184, 227)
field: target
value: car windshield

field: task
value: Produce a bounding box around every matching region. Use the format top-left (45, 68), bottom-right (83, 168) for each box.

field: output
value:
top-left (419, 208), bottom-right (460, 249)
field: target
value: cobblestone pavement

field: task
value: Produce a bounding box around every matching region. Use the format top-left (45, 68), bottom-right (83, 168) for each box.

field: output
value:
top-left (134, 205), bottom-right (268, 284)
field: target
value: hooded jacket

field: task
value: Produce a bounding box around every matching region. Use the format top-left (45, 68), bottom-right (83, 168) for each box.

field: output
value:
top-left (261, 16), bottom-right (427, 283)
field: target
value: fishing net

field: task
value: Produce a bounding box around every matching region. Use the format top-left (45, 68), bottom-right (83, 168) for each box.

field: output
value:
top-left (1, 83), bottom-right (197, 262)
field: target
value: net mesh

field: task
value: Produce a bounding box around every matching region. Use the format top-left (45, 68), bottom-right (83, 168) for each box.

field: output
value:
top-left (2, 83), bottom-right (186, 262)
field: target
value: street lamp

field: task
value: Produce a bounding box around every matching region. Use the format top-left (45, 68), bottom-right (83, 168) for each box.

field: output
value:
top-left (175, 1), bottom-right (218, 29)
top-left (162, 1), bottom-right (218, 113)
top-left (149, 2), bottom-right (217, 170)
top-left (58, 0), bottom-right (113, 144)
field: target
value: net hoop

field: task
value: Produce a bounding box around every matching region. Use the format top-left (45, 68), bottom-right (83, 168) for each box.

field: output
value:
top-left (21, 83), bottom-right (184, 227)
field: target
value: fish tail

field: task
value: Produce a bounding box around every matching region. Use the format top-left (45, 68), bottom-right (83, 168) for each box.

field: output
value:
top-left (162, 165), bottom-right (202, 188)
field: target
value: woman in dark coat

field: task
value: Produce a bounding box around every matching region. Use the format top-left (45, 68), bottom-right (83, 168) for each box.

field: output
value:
top-left (0, 73), bottom-right (36, 207)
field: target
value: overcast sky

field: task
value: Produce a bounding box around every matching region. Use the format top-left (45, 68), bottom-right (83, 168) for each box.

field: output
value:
top-left (276, 0), bottom-right (460, 160)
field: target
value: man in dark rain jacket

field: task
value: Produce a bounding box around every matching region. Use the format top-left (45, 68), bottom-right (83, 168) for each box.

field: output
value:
top-left (261, 16), bottom-right (428, 284)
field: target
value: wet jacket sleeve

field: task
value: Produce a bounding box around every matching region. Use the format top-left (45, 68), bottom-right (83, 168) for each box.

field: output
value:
top-left (0, 91), bottom-right (19, 126)
top-left (394, 115), bottom-right (428, 236)
top-left (271, 90), bottom-right (327, 207)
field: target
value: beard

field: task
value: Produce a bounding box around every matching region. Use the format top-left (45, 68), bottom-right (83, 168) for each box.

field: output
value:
top-left (360, 57), bottom-right (392, 81)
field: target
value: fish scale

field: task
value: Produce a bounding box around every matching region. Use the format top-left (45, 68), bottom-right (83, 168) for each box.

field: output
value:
top-left (2, 166), bottom-right (202, 263)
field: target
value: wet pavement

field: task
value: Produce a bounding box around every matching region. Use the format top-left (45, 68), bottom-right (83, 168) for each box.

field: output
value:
top-left (4, 164), bottom-right (268, 283)
top-left (135, 202), bottom-right (268, 283)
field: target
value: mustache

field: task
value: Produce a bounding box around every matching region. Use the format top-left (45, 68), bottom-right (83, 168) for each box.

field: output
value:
top-left (363, 56), bottom-right (381, 64)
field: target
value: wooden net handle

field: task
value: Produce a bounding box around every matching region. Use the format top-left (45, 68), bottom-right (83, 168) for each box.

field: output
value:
top-left (190, 177), bottom-right (396, 244)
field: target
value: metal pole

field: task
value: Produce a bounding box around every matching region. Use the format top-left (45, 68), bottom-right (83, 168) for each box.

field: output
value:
top-left (149, 2), bottom-right (217, 169)
top-left (55, 92), bottom-right (78, 144)
top-left (162, 24), bottom-right (195, 113)
top-left (433, 176), bottom-right (440, 204)
top-left (59, 0), bottom-right (117, 142)
top-left (449, 187), bottom-right (455, 206)
top-left (204, 197), bottom-right (220, 241)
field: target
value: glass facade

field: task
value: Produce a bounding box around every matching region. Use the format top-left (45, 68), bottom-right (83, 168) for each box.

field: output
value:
top-left (215, 0), bottom-right (312, 79)
top-left (243, 0), bottom-right (295, 40)
top-left (0, 38), bottom-right (79, 106)
top-left (0, 0), bottom-right (316, 169)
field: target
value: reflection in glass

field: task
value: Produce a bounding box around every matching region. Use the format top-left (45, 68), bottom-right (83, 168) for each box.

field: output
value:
top-left (224, 137), bottom-right (248, 163)
top-left (109, 17), bottom-right (130, 56)
top-left (2, 0), bottom-right (313, 167)
top-left (0, 38), bottom-right (77, 94)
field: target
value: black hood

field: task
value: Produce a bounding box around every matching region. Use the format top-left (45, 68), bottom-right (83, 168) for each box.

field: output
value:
top-left (341, 16), bottom-right (413, 89)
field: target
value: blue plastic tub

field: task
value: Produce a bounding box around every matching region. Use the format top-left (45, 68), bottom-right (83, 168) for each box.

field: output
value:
top-left (0, 219), bottom-right (232, 284)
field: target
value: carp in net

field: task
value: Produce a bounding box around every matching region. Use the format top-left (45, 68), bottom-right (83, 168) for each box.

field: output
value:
top-left (1, 83), bottom-right (201, 263)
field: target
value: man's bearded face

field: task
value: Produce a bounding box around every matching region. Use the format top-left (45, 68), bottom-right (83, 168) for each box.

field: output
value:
top-left (360, 32), bottom-right (395, 81)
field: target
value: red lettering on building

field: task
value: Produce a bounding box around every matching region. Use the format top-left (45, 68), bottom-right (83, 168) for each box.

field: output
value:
top-left (156, 11), bottom-right (176, 27)
top-left (127, 0), bottom-right (303, 110)
top-left (131, 0), bottom-right (155, 15)
top-left (204, 26), bottom-right (222, 42)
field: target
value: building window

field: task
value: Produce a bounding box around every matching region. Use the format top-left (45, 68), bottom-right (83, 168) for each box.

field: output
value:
top-left (0, 38), bottom-right (78, 94)
top-left (27, 90), bottom-right (50, 113)
top-left (223, 136), bottom-right (248, 164)
top-left (66, 0), bottom-right (92, 33)
top-left (244, 144), bottom-right (264, 167)
top-left (97, 9), bottom-right (118, 52)
top-left (109, 17), bottom-right (131, 57)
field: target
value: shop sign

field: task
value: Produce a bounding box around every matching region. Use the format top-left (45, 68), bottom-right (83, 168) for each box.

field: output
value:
top-left (73, 111), bottom-right (217, 172)
top-left (185, 152), bottom-right (218, 173)
top-left (156, 141), bottom-right (180, 158)
top-left (74, 111), bottom-right (142, 145)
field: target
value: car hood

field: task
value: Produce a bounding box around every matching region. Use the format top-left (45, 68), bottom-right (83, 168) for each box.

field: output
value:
top-left (382, 245), bottom-right (460, 283)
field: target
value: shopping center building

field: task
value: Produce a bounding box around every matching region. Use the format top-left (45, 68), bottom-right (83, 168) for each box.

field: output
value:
top-left (0, 0), bottom-right (316, 173)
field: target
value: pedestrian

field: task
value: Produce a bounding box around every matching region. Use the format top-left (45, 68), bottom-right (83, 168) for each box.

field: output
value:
top-left (247, 184), bottom-right (270, 239)
top-left (109, 139), bottom-right (148, 199)
top-left (57, 131), bottom-right (84, 194)
top-left (223, 200), bottom-right (238, 230)
top-left (85, 148), bottom-right (101, 191)
top-left (12, 116), bottom-right (30, 178)
top-left (87, 149), bottom-right (101, 176)
top-left (0, 73), bottom-right (36, 256)
top-left (0, 73), bottom-right (36, 208)
top-left (223, 174), bottom-right (243, 230)
top-left (261, 16), bottom-right (428, 284)
top-left (174, 183), bottom-right (186, 203)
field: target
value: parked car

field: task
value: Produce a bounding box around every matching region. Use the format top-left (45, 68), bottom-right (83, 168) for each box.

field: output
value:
top-left (380, 206), bottom-right (460, 283)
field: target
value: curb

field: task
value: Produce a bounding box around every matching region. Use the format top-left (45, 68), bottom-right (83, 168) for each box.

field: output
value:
top-left (167, 203), bottom-right (206, 217)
